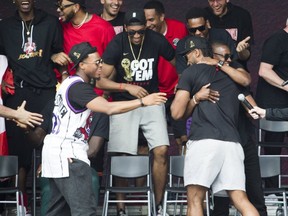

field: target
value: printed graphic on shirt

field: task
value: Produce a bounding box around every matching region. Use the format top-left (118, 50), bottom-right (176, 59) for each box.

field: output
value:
top-left (52, 93), bottom-right (92, 142)
top-left (18, 37), bottom-right (43, 60)
top-left (225, 28), bottom-right (238, 41)
top-left (121, 58), bottom-right (154, 82)
top-left (73, 113), bottom-right (93, 141)
top-left (173, 38), bottom-right (180, 47)
top-left (113, 26), bottom-right (124, 35)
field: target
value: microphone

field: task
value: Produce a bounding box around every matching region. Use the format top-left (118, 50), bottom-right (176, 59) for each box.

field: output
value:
top-left (238, 93), bottom-right (253, 110)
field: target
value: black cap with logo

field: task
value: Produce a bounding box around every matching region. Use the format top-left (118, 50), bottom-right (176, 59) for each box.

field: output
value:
top-left (178, 36), bottom-right (209, 56)
top-left (68, 42), bottom-right (97, 71)
top-left (124, 10), bottom-right (146, 26)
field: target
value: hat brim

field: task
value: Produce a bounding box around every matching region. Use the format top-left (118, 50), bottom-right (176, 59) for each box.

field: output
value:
top-left (178, 48), bottom-right (194, 56)
top-left (68, 46), bottom-right (97, 73)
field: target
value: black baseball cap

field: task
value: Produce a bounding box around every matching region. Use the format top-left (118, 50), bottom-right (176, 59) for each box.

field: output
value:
top-left (124, 10), bottom-right (146, 26)
top-left (69, 42), bottom-right (97, 71)
top-left (178, 36), bottom-right (209, 56)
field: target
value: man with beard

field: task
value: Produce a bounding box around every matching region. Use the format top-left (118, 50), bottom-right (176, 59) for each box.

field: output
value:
top-left (171, 36), bottom-right (259, 216)
top-left (51, 0), bottom-right (115, 84)
top-left (0, 0), bottom-right (63, 214)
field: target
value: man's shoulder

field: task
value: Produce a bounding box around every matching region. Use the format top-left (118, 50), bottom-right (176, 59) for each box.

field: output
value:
top-left (228, 3), bottom-right (251, 16)
top-left (166, 18), bottom-right (187, 34)
top-left (183, 64), bottom-right (214, 75)
top-left (209, 28), bottom-right (231, 40)
top-left (91, 14), bottom-right (114, 27)
top-left (165, 18), bottom-right (185, 28)
top-left (34, 9), bottom-right (59, 24)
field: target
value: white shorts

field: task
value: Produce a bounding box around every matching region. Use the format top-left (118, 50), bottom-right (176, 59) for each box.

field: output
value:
top-left (107, 104), bottom-right (169, 155)
top-left (184, 139), bottom-right (245, 195)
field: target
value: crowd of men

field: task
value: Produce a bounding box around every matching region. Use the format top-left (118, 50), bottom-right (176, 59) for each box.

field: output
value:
top-left (0, 0), bottom-right (288, 216)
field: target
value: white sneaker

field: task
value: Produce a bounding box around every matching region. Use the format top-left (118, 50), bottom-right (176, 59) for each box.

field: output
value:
top-left (156, 204), bottom-right (169, 216)
top-left (10, 205), bottom-right (31, 216)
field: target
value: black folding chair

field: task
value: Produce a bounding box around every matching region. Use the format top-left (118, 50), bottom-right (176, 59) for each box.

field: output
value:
top-left (0, 156), bottom-right (25, 216)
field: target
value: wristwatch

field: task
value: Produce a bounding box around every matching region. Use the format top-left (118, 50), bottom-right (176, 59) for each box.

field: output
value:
top-left (217, 60), bottom-right (224, 68)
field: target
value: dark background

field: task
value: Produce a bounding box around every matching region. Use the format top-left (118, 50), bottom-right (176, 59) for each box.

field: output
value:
top-left (1, 0), bottom-right (288, 94)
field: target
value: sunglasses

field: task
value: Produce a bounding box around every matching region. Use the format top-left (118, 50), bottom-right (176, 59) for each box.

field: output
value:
top-left (213, 53), bottom-right (233, 61)
top-left (127, 29), bottom-right (146, 36)
top-left (55, 2), bottom-right (76, 11)
top-left (82, 59), bottom-right (103, 66)
top-left (188, 25), bottom-right (206, 34)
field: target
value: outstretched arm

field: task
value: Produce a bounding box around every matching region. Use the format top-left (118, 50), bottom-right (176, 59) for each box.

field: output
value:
top-left (86, 92), bottom-right (167, 115)
top-left (2, 101), bottom-right (43, 128)
top-left (96, 63), bottom-right (149, 98)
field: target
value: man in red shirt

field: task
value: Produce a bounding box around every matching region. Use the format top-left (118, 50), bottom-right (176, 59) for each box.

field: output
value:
top-left (51, 0), bottom-right (115, 80)
top-left (144, 0), bottom-right (188, 154)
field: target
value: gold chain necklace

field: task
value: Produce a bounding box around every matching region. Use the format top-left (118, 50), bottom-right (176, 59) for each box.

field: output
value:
top-left (23, 19), bottom-right (33, 36)
top-left (128, 35), bottom-right (145, 61)
top-left (72, 12), bottom-right (88, 29)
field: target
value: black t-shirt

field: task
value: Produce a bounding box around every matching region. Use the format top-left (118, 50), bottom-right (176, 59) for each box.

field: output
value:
top-left (109, 11), bottom-right (125, 34)
top-left (256, 30), bottom-right (288, 108)
top-left (0, 9), bottom-right (63, 88)
top-left (205, 3), bottom-right (254, 69)
top-left (178, 64), bottom-right (243, 143)
top-left (102, 29), bottom-right (175, 101)
top-left (176, 29), bottom-right (237, 74)
top-left (98, 11), bottom-right (125, 35)
top-left (205, 3), bottom-right (254, 44)
top-left (68, 81), bottom-right (98, 110)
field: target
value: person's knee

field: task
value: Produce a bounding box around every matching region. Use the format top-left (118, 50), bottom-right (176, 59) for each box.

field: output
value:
top-left (187, 185), bottom-right (207, 206)
top-left (152, 145), bottom-right (168, 163)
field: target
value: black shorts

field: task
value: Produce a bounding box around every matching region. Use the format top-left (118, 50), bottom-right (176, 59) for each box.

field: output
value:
top-left (165, 96), bottom-right (187, 138)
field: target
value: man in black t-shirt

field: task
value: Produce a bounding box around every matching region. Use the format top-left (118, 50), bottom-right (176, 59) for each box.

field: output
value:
top-left (176, 7), bottom-right (237, 74)
top-left (197, 41), bottom-right (267, 216)
top-left (205, 0), bottom-right (253, 67)
top-left (171, 36), bottom-right (259, 216)
top-left (255, 22), bottom-right (288, 211)
top-left (96, 10), bottom-right (175, 216)
top-left (100, 0), bottom-right (125, 35)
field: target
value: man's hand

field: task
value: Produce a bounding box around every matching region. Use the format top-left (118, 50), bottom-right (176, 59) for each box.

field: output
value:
top-left (15, 101), bottom-right (43, 128)
top-left (51, 52), bottom-right (71, 66)
top-left (248, 106), bottom-right (265, 119)
top-left (142, 92), bottom-right (167, 106)
top-left (236, 36), bottom-right (250, 53)
top-left (195, 83), bottom-right (219, 103)
top-left (125, 84), bottom-right (149, 98)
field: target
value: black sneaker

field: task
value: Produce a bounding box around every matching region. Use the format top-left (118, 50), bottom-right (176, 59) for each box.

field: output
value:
top-left (117, 209), bottom-right (127, 216)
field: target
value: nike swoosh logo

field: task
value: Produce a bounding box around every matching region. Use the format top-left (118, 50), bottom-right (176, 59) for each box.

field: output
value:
top-left (123, 53), bottom-right (129, 56)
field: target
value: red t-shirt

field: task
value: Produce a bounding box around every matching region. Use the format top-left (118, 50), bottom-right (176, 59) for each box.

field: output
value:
top-left (158, 18), bottom-right (188, 98)
top-left (61, 14), bottom-right (115, 95)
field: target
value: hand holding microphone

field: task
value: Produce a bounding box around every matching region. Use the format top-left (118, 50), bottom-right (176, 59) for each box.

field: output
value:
top-left (238, 94), bottom-right (253, 110)
top-left (238, 93), bottom-right (260, 118)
